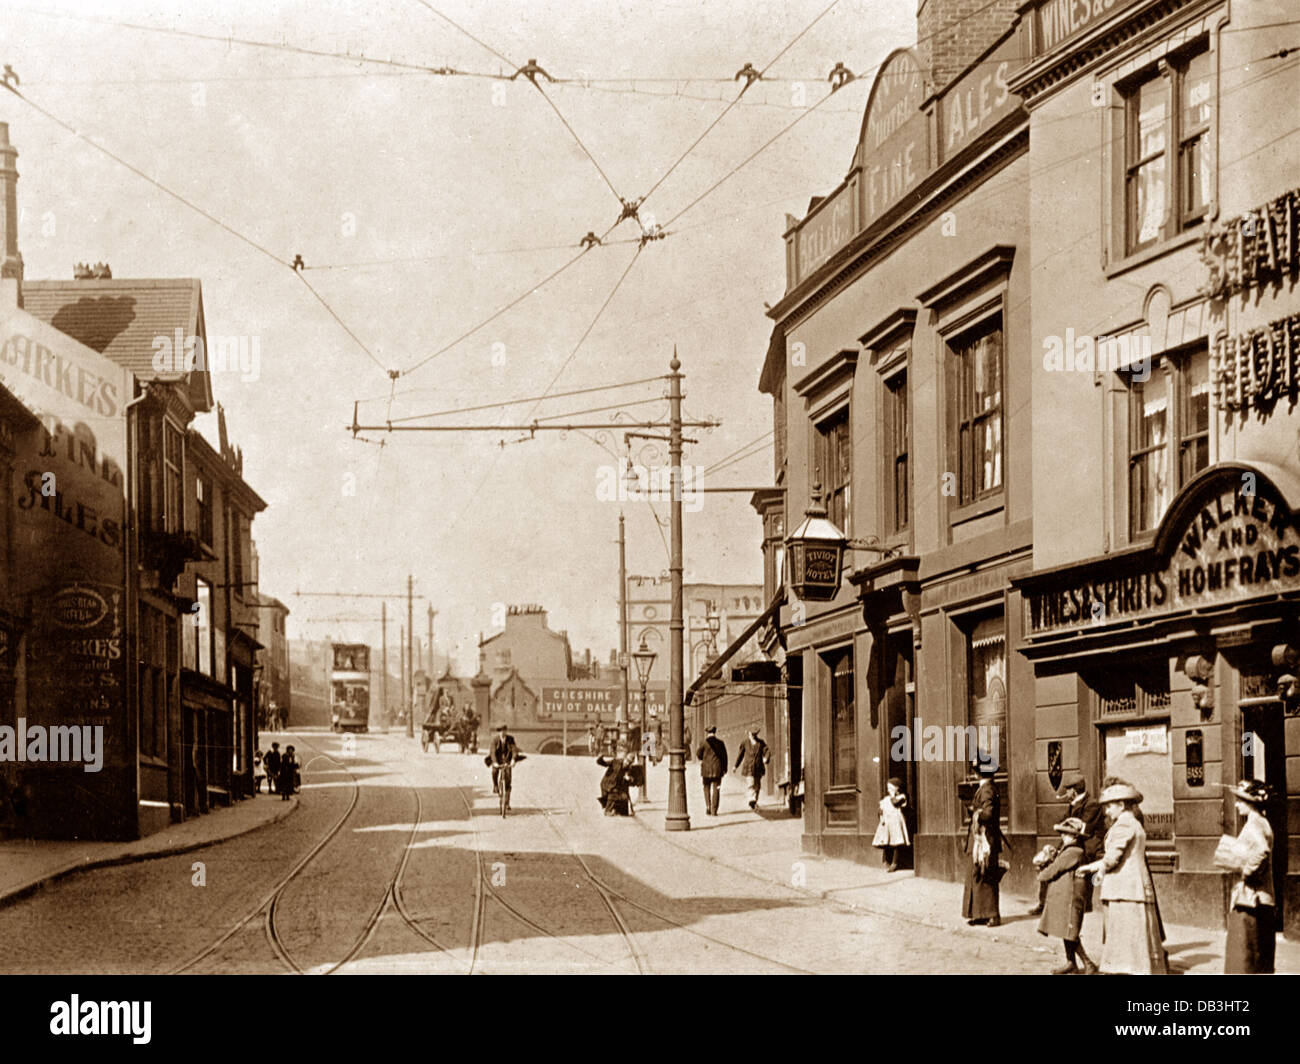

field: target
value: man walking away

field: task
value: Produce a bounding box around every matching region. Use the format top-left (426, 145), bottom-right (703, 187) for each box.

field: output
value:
top-left (735, 729), bottom-right (770, 811)
top-left (696, 726), bottom-right (727, 816)
top-left (265, 742), bottom-right (282, 796)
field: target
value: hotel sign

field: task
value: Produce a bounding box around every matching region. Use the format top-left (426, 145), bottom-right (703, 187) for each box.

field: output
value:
top-left (1032, 0), bottom-right (1144, 56)
top-left (1024, 475), bottom-right (1300, 637)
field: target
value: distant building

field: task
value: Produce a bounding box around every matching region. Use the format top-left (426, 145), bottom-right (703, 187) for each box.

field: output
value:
top-left (256, 593), bottom-right (290, 727)
top-left (478, 605), bottom-right (572, 686)
top-left (626, 575), bottom-right (765, 681)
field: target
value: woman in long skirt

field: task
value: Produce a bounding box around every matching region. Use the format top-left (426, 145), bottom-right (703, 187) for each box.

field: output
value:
top-left (1217, 779), bottom-right (1276, 974)
top-left (1077, 781), bottom-right (1166, 974)
top-left (962, 762), bottom-right (1003, 927)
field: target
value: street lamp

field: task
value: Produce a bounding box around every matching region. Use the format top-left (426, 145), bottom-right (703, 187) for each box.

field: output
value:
top-left (786, 483), bottom-right (901, 601)
top-left (632, 635), bottom-right (657, 800)
top-left (705, 601), bottom-right (721, 656)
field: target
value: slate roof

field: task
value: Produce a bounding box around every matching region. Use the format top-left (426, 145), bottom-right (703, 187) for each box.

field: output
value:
top-left (22, 278), bottom-right (213, 412)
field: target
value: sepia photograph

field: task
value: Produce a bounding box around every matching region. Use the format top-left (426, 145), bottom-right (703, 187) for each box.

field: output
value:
top-left (0, 0), bottom-right (1296, 1035)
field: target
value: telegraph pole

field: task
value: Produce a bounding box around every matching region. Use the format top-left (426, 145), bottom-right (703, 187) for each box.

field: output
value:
top-left (406, 574), bottom-right (415, 738)
top-left (381, 602), bottom-right (389, 732)
top-left (618, 512), bottom-right (630, 748)
top-left (666, 351), bottom-right (689, 831)
top-left (427, 605), bottom-right (436, 677)
top-left (399, 623), bottom-right (406, 734)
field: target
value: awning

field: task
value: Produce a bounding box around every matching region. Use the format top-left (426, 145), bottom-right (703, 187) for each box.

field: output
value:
top-left (684, 589), bottom-right (785, 706)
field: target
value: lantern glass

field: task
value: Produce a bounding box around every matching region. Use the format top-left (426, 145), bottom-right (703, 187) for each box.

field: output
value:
top-left (632, 637), bottom-right (657, 687)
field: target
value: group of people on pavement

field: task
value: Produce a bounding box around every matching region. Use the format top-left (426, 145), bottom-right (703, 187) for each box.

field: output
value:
top-left (253, 742), bottom-right (299, 800)
top-left (959, 764), bottom-right (1278, 975)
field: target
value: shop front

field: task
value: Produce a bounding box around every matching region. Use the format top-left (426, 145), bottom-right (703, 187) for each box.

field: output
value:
top-left (1015, 461), bottom-right (1300, 937)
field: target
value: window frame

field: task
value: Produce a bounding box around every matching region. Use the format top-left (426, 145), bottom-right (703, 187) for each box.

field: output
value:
top-left (196, 473), bottom-right (213, 547)
top-left (949, 314), bottom-right (1005, 509)
top-left (883, 365), bottom-right (910, 535)
top-left (195, 577), bottom-right (213, 677)
top-left (163, 420), bottom-right (183, 535)
top-left (826, 644), bottom-right (856, 790)
top-left (814, 403), bottom-right (852, 538)
top-left (1125, 344), bottom-right (1211, 538)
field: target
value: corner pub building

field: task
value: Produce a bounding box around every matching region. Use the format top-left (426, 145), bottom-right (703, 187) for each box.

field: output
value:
top-left (766, 0), bottom-right (1300, 939)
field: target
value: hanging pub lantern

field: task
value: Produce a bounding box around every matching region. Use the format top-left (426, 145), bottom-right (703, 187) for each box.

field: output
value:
top-left (785, 485), bottom-right (847, 602)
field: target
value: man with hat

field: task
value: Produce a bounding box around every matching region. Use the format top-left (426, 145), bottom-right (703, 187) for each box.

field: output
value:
top-left (1216, 779), bottom-right (1276, 974)
top-left (1030, 772), bottom-right (1105, 915)
top-left (696, 726), bottom-right (728, 816)
top-left (486, 723), bottom-right (520, 811)
top-left (1036, 815), bottom-right (1097, 974)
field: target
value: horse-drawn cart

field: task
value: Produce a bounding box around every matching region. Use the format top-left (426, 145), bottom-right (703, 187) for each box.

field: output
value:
top-left (420, 711), bottom-right (480, 754)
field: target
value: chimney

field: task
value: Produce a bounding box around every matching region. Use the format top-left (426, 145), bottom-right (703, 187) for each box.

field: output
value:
top-left (0, 123), bottom-right (23, 305)
top-left (916, 0), bottom-right (1020, 96)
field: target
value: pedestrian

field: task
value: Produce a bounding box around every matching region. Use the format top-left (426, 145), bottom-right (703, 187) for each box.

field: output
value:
top-left (1216, 780), bottom-right (1276, 974)
top-left (962, 759), bottom-right (1005, 927)
top-left (734, 729), bottom-right (770, 810)
top-left (586, 726), bottom-right (596, 757)
top-left (279, 745), bottom-right (298, 801)
top-left (696, 726), bottom-right (727, 816)
top-left (594, 722), bottom-right (607, 756)
top-left (596, 746), bottom-right (634, 816)
top-left (1076, 781), bottom-right (1167, 974)
top-left (1036, 816), bottom-right (1097, 974)
top-left (253, 749), bottom-right (266, 794)
top-left (265, 742), bottom-right (282, 796)
top-left (1030, 772), bottom-right (1104, 915)
top-left (872, 777), bottom-right (910, 872)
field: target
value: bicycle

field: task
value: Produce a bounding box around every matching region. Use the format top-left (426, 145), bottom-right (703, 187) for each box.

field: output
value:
top-left (495, 762), bottom-right (514, 817)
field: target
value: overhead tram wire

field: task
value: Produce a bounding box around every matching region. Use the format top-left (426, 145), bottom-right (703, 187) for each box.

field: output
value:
top-left (407, 0), bottom-right (518, 70)
top-left (1, 79), bottom-right (396, 381)
top-left (636, 0), bottom-right (846, 209)
top-left (379, 374), bottom-right (668, 424)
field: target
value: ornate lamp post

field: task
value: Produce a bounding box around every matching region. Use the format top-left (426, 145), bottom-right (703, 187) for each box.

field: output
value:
top-left (632, 635), bottom-right (657, 800)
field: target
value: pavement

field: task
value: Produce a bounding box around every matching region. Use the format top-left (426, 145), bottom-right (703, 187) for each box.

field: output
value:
top-left (624, 766), bottom-right (1300, 976)
top-left (0, 789), bottom-right (297, 910)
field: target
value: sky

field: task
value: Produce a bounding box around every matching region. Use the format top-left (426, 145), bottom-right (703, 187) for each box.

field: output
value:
top-left (2, 0), bottom-right (914, 671)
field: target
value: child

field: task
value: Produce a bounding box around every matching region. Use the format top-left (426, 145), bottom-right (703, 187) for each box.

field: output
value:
top-left (253, 749), bottom-right (266, 794)
top-left (1037, 815), bottom-right (1096, 974)
top-left (872, 777), bottom-right (910, 872)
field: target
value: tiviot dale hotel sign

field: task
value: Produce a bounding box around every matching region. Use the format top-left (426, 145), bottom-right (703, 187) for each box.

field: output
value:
top-left (1025, 474), bottom-right (1300, 638)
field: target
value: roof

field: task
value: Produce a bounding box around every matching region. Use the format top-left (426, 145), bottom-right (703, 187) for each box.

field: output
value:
top-left (0, 379), bottom-right (41, 429)
top-left (22, 278), bottom-right (213, 412)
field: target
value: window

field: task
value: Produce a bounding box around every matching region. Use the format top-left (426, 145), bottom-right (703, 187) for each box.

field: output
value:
top-left (1094, 663), bottom-right (1172, 841)
top-left (828, 648), bottom-right (855, 787)
top-left (230, 509), bottom-right (244, 597)
top-left (815, 407), bottom-right (851, 535)
top-left (951, 319), bottom-right (1003, 505)
top-left (968, 615), bottom-right (1008, 777)
top-left (138, 605), bottom-right (168, 760)
top-left (195, 578), bottom-right (213, 676)
top-left (884, 370), bottom-right (909, 533)
top-left (1128, 347), bottom-right (1209, 535)
top-left (196, 475), bottom-right (213, 546)
top-left (163, 422), bottom-right (183, 534)
top-left (1122, 44), bottom-right (1213, 254)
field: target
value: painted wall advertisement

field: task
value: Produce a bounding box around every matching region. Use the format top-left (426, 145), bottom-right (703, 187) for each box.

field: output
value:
top-left (0, 307), bottom-right (134, 837)
top-left (540, 683), bottom-right (668, 720)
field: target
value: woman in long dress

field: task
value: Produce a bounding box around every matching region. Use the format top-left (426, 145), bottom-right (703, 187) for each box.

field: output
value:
top-left (1217, 779), bottom-right (1276, 974)
top-left (962, 762), bottom-right (1003, 927)
top-left (1076, 781), bottom-right (1166, 974)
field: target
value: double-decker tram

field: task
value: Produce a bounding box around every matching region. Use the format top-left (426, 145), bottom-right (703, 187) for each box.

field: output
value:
top-left (330, 642), bottom-right (370, 732)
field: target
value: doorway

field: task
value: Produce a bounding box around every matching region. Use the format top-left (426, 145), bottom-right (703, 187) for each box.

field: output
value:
top-left (1241, 703), bottom-right (1288, 923)
top-left (881, 634), bottom-right (917, 861)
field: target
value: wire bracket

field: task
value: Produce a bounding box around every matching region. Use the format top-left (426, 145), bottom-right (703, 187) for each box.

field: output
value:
top-left (291, 254), bottom-right (305, 272)
top-left (511, 58), bottom-right (555, 85)
top-left (827, 62), bottom-right (855, 92)
top-left (1, 65), bottom-right (19, 91)
top-left (734, 62), bottom-right (762, 94)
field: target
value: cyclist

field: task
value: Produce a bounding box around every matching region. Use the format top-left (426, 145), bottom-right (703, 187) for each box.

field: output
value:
top-left (486, 723), bottom-right (519, 810)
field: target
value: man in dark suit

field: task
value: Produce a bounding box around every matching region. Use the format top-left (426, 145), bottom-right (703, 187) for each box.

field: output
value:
top-left (1030, 772), bottom-right (1104, 914)
top-left (735, 730), bottom-right (770, 811)
top-left (696, 726), bottom-right (727, 815)
top-left (264, 742), bottom-right (282, 796)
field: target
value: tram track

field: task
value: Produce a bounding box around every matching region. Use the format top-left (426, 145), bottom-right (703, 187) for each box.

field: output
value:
top-left (170, 730), bottom-right (361, 975)
top-left (538, 806), bottom-right (817, 975)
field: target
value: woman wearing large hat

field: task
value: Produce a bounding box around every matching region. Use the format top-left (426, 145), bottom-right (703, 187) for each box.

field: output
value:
top-left (1076, 781), bottom-right (1167, 974)
top-left (961, 757), bottom-right (1005, 927)
top-left (1215, 780), bottom-right (1276, 974)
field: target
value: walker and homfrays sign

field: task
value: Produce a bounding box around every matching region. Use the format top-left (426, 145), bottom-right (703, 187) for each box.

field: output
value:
top-left (1024, 472), bottom-right (1300, 638)
top-left (0, 309), bottom-right (133, 837)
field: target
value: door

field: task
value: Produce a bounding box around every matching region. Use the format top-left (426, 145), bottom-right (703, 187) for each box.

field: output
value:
top-left (881, 635), bottom-right (917, 861)
top-left (1241, 703), bottom-right (1287, 922)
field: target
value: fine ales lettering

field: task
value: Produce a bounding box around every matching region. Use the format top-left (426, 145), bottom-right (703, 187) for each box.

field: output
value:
top-left (863, 54), bottom-right (924, 224)
top-left (17, 470), bottom-right (123, 548)
top-left (1028, 486), bottom-right (1299, 634)
top-left (944, 63), bottom-right (1012, 155)
top-left (0, 331), bottom-right (120, 416)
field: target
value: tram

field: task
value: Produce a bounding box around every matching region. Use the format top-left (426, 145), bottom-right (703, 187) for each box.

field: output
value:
top-left (330, 642), bottom-right (370, 732)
